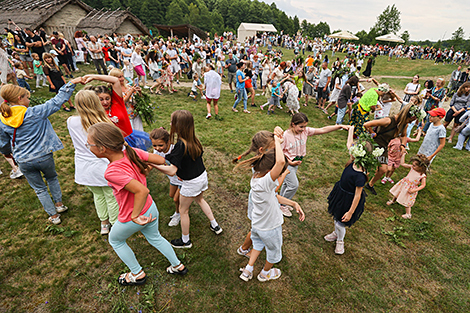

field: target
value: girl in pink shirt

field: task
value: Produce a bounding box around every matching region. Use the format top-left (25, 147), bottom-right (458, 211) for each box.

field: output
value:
top-left (279, 113), bottom-right (345, 216)
top-left (87, 122), bottom-right (187, 286)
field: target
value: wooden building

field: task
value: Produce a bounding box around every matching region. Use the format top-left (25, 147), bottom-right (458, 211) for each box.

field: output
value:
top-left (154, 24), bottom-right (207, 40)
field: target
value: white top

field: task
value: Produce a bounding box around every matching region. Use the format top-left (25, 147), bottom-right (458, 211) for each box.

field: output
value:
top-left (153, 145), bottom-right (182, 186)
top-left (191, 80), bottom-right (198, 92)
top-left (131, 51), bottom-right (143, 66)
top-left (204, 70), bottom-right (222, 99)
top-left (405, 83), bottom-right (420, 94)
top-left (250, 173), bottom-right (283, 231)
top-left (123, 64), bottom-right (133, 78)
top-left (66, 116), bottom-right (109, 186)
top-left (167, 49), bottom-right (178, 66)
top-left (121, 48), bottom-right (133, 61)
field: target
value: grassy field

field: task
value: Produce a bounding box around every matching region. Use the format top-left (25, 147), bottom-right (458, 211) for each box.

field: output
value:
top-left (1, 50), bottom-right (469, 313)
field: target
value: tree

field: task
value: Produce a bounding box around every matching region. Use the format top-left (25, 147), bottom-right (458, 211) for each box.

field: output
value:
top-left (371, 4), bottom-right (401, 36)
top-left (166, 0), bottom-right (184, 26)
top-left (195, 0), bottom-right (213, 31)
top-left (300, 19), bottom-right (309, 33)
top-left (292, 15), bottom-right (300, 34)
top-left (400, 30), bottom-right (410, 45)
top-left (185, 3), bottom-right (199, 26)
top-left (451, 27), bottom-right (465, 49)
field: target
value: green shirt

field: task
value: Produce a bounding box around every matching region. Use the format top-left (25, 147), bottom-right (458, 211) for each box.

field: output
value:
top-left (359, 88), bottom-right (379, 112)
top-left (33, 60), bottom-right (44, 75)
top-left (293, 75), bottom-right (304, 90)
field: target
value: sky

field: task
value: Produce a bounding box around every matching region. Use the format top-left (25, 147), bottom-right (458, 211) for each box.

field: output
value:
top-left (265, 0), bottom-right (470, 41)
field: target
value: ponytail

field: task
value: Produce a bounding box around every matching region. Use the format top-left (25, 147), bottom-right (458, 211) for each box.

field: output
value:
top-left (124, 142), bottom-right (150, 176)
top-left (0, 100), bottom-right (11, 118)
top-left (232, 131), bottom-right (274, 164)
top-left (0, 84), bottom-right (30, 118)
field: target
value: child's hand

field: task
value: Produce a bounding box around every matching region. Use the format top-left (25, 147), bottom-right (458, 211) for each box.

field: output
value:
top-left (131, 214), bottom-right (156, 225)
top-left (292, 160), bottom-right (302, 166)
top-left (293, 202), bottom-right (305, 222)
top-left (341, 211), bottom-right (352, 223)
top-left (408, 188), bottom-right (417, 194)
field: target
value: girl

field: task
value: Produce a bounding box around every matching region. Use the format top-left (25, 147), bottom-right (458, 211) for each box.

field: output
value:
top-left (238, 134), bottom-right (305, 282)
top-left (67, 90), bottom-right (119, 234)
top-left (83, 74), bottom-right (151, 150)
top-left (0, 77), bottom-right (84, 224)
top-left (302, 66), bottom-right (317, 106)
top-left (245, 62), bottom-right (256, 107)
top-left (160, 62), bottom-right (175, 94)
top-left (32, 53), bottom-right (48, 88)
top-left (165, 110), bottom-right (222, 248)
top-left (403, 75), bottom-right (421, 103)
top-left (387, 154), bottom-right (429, 219)
top-left (150, 127), bottom-right (182, 227)
top-left (324, 125), bottom-right (380, 254)
top-left (279, 113), bottom-right (344, 215)
top-left (324, 70), bottom-right (343, 113)
top-left (86, 122), bottom-right (187, 285)
top-left (282, 78), bottom-right (300, 115)
top-left (43, 52), bottom-right (75, 111)
top-left (146, 51), bottom-right (162, 95)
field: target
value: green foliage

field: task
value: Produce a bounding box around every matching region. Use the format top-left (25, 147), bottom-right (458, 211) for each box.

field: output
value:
top-left (400, 30), bottom-right (410, 45)
top-left (133, 92), bottom-right (156, 125)
top-left (301, 21), bottom-right (331, 39)
top-left (382, 226), bottom-right (409, 248)
top-left (371, 4), bottom-right (401, 36)
top-left (29, 95), bottom-right (49, 107)
top-left (45, 225), bottom-right (79, 237)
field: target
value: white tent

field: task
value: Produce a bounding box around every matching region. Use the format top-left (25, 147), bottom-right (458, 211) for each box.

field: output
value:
top-left (329, 30), bottom-right (359, 40)
top-left (237, 23), bottom-right (277, 43)
top-left (375, 33), bottom-right (404, 43)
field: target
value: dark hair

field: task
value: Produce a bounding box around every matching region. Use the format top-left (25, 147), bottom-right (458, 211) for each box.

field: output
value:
top-left (345, 76), bottom-right (359, 87)
top-left (150, 127), bottom-right (170, 143)
top-left (85, 85), bottom-right (112, 96)
top-left (425, 80), bottom-right (434, 89)
top-left (290, 112), bottom-right (309, 126)
top-left (237, 62), bottom-right (244, 68)
top-left (170, 110), bottom-right (203, 160)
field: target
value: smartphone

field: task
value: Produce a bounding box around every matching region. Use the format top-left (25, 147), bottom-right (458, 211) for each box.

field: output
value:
top-left (133, 78), bottom-right (139, 86)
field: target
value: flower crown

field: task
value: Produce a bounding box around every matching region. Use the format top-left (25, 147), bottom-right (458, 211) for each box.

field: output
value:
top-left (349, 133), bottom-right (384, 173)
top-left (409, 105), bottom-right (426, 121)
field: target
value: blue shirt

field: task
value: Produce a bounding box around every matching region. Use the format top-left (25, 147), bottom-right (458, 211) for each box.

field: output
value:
top-left (236, 70), bottom-right (245, 89)
top-left (272, 83), bottom-right (281, 97)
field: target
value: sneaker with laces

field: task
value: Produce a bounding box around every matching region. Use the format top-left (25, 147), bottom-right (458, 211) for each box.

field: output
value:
top-left (171, 238), bottom-right (192, 249)
top-left (210, 224), bottom-right (223, 235)
top-left (237, 246), bottom-right (251, 258)
top-left (324, 231), bottom-right (338, 242)
top-left (335, 240), bottom-right (345, 254)
top-left (10, 168), bottom-right (23, 179)
top-left (388, 177), bottom-right (395, 184)
top-left (168, 214), bottom-right (180, 227)
top-left (55, 205), bottom-right (68, 213)
top-left (101, 223), bottom-right (111, 235)
top-left (232, 108), bottom-right (238, 113)
top-left (48, 214), bottom-right (61, 225)
top-left (280, 205), bottom-right (292, 217)
top-left (257, 268), bottom-right (281, 282)
top-left (239, 268), bottom-right (253, 281)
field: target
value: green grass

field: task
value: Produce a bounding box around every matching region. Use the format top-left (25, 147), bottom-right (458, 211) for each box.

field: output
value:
top-left (1, 49), bottom-right (469, 312)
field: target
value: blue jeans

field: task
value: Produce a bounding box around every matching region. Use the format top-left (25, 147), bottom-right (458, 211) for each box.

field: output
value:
top-left (233, 88), bottom-right (247, 110)
top-left (109, 202), bottom-right (180, 275)
top-left (336, 107), bottom-right (347, 125)
top-left (252, 75), bottom-right (258, 90)
top-left (17, 78), bottom-right (31, 91)
top-left (18, 153), bottom-right (62, 216)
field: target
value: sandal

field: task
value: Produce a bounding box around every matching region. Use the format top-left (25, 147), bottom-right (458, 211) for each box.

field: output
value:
top-left (303, 103), bottom-right (308, 107)
top-left (239, 268), bottom-right (253, 281)
top-left (402, 213), bottom-right (412, 219)
top-left (257, 268), bottom-right (281, 282)
top-left (117, 271), bottom-right (147, 286)
top-left (166, 263), bottom-right (188, 275)
top-left (386, 200), bottom-right (395, 206)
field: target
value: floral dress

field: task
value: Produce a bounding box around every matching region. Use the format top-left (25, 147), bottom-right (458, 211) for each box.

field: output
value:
top-left (284, 81), bottom-right (300, 113)
top-left (389, 168), bottom-right (425, 207)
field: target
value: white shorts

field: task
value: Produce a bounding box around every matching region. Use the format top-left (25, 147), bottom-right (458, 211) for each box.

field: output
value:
top-left (180, 171), bottom-right (208, 197)
top-left (170, 63), bottom-right (180, 74)
top-left (251, 225), bottom-right (283, 264)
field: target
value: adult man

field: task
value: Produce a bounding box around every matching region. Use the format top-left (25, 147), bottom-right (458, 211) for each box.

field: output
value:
top-left (448, 65), bottom-right (462, 96)
top-left (317, 62), bottom-right (332, 112)
top-left (87, 36), bottom-right (107, 75)
top-left (23, 28), bottom-right (45, 60)
top-left (225, 52), bottom-right (237, 93)
top-left (51, 31), bottom-right (72, 78)
top-left (457, 67), bottom-right (469, 89)
top-left (167, 43), bottom-right (181, 84)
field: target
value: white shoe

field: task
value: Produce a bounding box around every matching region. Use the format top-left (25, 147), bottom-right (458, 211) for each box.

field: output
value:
top-left (43, 84), bottom-right (48, 87)
top-left (144, 86), bottom-right (150, 89)
top-left (206, 113), bottom-right (212, 119)
top-left (0, 168), bottom-right (3, 175)
top-left (48, 215), bottom-right (61, 225)
top-left (201, 95), bottom-right (206, 99)
top-left (168, 214), bottom-right (180, 227)
top-left (335, 240), bottom-right (345, 255)
top-left (10, 168), bottom-right (23, 179)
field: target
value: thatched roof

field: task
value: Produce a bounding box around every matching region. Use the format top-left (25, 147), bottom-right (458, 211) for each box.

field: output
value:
top-left (155, 24), bottom-right (207, 40)
top-left (76, 8), bottom-right (150, 36)
top-left (0, 0), bottom-right (92, 31)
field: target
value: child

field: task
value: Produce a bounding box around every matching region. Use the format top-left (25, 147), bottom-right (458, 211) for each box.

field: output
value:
top-left (43, 52), bottom-right (75, 111)
top-left (32, 53), bottom-right (48, 88)
top-left (122, 60), bottom-right (133, 85)
top-left (324, 125), bottom-right (382, 254)
top-left (14, 63), bottom-right (33, 92)
top-left (150, 127), bottom-right (182, 227)
top-left (86, 122), bottom-right (187, 285)
top-left (238, 134), bottom-right (305, 282)
top-left (279, 113), bottom-right (344, 216)
top-left (161, 62), bottom-right (175, 94)
top-left (282, 79), bottom-right (300, 115)
top-left (165, 110), bottom-right (222, 248)
top-left (382, 128), bottom-right (422, 184)
top-left (188, 73), bottom-right (203, 100)
top-left (260, 82), bottom-right (273, 110)
top-left (387, 154), bottom-right (429, 219)
top-left (267, 79), bottom-right (281, 115)
top-left (417, 107), bottom-right (446, 163)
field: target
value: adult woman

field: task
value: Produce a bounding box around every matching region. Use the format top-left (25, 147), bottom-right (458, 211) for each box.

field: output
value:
top-left (454, 110), bottom-right (470, 151)
top-left (335, 76), bottom-right (359, 125)
top-left (131, 45), bottom-right (147, 88)
top-left (403, 75), bottom-right (421, 103)
top-left (83, 74), bottom-right (150, 150)
top-left (271, 61), bottom-right (287, 82)
top-left (423, 78), bottom-right (446, 133)
top-left (109, 68), bottom-right (144, 131)
top-left (443, 82), bottom-right (470, 143)
top-left (362, 58), bottom-right (373, 77)
top-left (0, 77), bottom-right (84, 224)
top-left (349, 84), bottom-right (390, 137)
top-left (203, 64), bottom-right (222, 120)
top-left (67, 90), bottom-right (119, 234)
top-left (303, 66), bottom-right (317, 106)
top-left (74, 31), bottom-right (90, 64)
top-left (244, 62), bottom-right (256, 107)
top-left (363, 103), bottom-right (421, 195)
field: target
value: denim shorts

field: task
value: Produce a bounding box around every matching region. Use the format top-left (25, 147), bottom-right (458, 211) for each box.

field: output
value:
top-left (251, 225), bottom-right (283, 263)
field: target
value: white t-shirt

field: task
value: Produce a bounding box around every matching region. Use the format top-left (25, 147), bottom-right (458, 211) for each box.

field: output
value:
top-left (167, 49), bottom-right (178, 66)
top-left (66, 116), bottom-right (109, 186)
top-left (191, 80), bottom-right (198, 92)
top-left (250, 173), bottom-right (283, 231)
top-left (204, 70), bottom-right (222, 99)
top-left (153, 145), bottom-right (182, 186)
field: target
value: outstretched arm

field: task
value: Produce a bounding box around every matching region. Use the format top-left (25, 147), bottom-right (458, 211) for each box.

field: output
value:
top-left (276, 195), bottom-right (305, 221)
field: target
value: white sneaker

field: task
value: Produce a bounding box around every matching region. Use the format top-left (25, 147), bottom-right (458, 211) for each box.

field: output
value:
top-left (335, 240), bottom-right (345, 254)
top-left (10, 168), bottom-right (23, 179)
top-left (201, 95), bottom-right (206, 99)
top-left (168, 214), bottom-right (180, 227)
top-left (100, 223), bottom-right (111, 235)
top-left (206, 113), bottom-right (212, 119)
top-left (0, 168), bottom-right (3, 175)
top-left (144, 86), bottom-right (150, 89)
top-left (48, 214), bottom-right (61, 225)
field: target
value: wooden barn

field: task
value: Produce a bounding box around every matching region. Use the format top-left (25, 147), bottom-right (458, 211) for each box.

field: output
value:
top-left (155, 24), bottom-right (207, 40)
top-left (76, 8), bottom-right (150, 38)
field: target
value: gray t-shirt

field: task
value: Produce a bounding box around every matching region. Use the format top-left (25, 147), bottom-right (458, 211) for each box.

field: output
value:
top-left (226, 58), bottom-right (237, 73)
top-left (418, 124), bottom-right (446, 161)
top-left (318, 68), bottom-right (332, 88)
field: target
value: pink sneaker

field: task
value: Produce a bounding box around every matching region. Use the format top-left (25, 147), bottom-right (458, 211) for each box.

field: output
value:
top-left (324, 231), bottom-right (338, 242)
top-left (388, 177), bottom-right (395, 184)
top-left (335, 240), bottom-right (345, 254)
top-left (381, 178), bottom-right (387, 184)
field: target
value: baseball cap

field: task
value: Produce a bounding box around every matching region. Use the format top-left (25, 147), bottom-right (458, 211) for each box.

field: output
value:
top-left (427, 107), bottom-right (445, 118)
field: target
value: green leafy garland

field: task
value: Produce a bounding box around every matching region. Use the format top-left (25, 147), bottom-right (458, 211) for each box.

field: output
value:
top-left (133, 92), bottom-right (156, 126)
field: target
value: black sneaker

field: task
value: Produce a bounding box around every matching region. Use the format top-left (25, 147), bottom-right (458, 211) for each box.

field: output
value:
top-left (364, 183), bottom-right (377, 195)
top-left (171, 238), bottom-right (192, 249)
top-left (210, 224), bottom-right (223, 235)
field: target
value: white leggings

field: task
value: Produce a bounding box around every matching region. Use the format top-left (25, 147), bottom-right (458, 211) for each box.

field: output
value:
top-left (334, 221), bottom-right (346, 241)
top-left (36, 74), bottom-right (47, 86)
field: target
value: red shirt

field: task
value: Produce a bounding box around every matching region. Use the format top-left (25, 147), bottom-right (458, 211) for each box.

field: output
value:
top-left (105, 149), bottom-right (152, 223)
top-left (102, 46), bottom-right (110, 61)
top-left (107, 90), bottom-right (133, 137)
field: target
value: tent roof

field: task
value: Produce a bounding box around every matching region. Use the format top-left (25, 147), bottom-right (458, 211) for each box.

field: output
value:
top-left (329, 30), bottom-right (359, 40)
top-left (238, 23), bottom-right (277, 32)
top-left (375, 33), bottom-right (404, 43)
top-left (154, 24), bottom-right (206, 40)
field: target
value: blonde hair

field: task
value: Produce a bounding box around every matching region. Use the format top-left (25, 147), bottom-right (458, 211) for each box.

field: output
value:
top-left (42, 53), bottom-right (59, 71)
top-left (0, 84), bottom-right (30, 118)
top-left (109, 68), bottom-right (123, 78)
top-left (232, 131), bottom-right (274, 164)
top-left (74, 90), bottom-right (113, 131)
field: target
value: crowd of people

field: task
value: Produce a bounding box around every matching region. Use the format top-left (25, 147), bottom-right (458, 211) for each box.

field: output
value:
top-left (1, 24), bottom-right (470, 285)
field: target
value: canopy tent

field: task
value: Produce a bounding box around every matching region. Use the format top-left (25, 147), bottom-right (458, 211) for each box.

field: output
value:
top-left (328, 30), bottom-right (359, 40)
top-left (375, 33), bottom-right (404, 43)
top-left (154, 24), bottom-right (206, 40)
top-left (237, 23), bottom-right (277, 43)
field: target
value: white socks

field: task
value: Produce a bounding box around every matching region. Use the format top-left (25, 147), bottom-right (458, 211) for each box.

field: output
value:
top-left (334, 221), bottom-right (346, 241)
top-left (210, 219), bottom-right (218, 228)
top-left (246, 264), bottom-right (254, 272)
top-left (182, 234), bottom-right (190, 243)
top-left (260, 269), bottom-right (270, 276)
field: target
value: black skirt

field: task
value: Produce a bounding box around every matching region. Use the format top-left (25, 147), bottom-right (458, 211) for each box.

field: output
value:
top-left (327, 181), bottom-right (366, 227)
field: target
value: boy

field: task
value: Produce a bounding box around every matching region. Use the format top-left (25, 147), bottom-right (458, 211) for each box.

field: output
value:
top-left (188, 73), bottom-right (204, 101)
top-left (267, 80), bottom-right (281, 115)
top-left (32, 53), bottom-right (48, 88)
top-left (14, 63), bottom-right (33, 92)
top-left (418, 108), bottom-right (446, 163)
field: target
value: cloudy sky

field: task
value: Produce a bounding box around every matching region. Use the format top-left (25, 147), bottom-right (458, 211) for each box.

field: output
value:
top-left (265, 0), bottom-right (469, 41)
